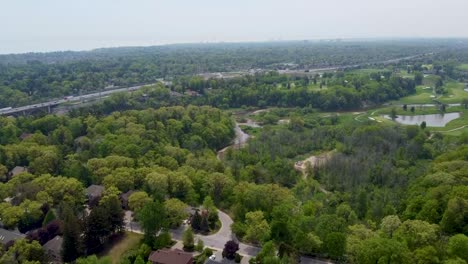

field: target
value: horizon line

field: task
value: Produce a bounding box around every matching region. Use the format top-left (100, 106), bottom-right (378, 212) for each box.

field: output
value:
top-left (2, 36), bottom-right (468, 56)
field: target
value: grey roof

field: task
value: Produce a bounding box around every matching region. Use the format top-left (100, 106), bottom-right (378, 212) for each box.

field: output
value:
top-left (0, 228), bottom-right (25, 245)
top-left (42, 235), bottom-right (63, 254)
top-left (10, 166), bottom-right (28, 177)
top-left (120, 190), bottom-right (135, 202)
top-left (86, 185), bottom-right (105, 198)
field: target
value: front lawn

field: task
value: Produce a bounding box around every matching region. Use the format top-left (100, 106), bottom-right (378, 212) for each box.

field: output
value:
top-left (100, 232), bottom-right (143, 264)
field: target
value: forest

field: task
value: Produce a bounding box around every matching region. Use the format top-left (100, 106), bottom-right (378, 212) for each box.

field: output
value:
top-left (0, 40), bottom-right (464, 108)
top-left (0, 40), bottom-right (467, 264)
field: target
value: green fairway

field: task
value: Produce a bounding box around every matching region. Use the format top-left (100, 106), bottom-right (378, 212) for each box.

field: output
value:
top-left (438, 82), bottom-right (468, 104)
top-left (394, 85), bottom-right (435, 104)
top-left (457, 64), bottom-right (468, 71)
top-left (394, 81), bottom-right (468, 104)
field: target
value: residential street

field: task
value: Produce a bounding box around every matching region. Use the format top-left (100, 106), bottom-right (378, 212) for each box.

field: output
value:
top-left (124, 210), bottom-right (333, 263)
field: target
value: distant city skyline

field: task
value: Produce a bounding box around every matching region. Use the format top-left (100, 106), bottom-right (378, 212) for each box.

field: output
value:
top-left (2, 0), bottom-right (468, 54)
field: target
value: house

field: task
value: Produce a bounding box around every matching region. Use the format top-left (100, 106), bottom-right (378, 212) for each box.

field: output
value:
top-left (148, 249), bottom-right (193, 264)
top-left (42, 235), bottom-right (63, 263)
top-left (9, 166), bottom-right (28, 178)
top-left (19, 133), bottom-right (33, 141)
top-left (85, 185), bottom-right (105, 203)
top-left (0, 228), bottom-right (25, 246)
top-left (119, 190), bottom-right (135, 210)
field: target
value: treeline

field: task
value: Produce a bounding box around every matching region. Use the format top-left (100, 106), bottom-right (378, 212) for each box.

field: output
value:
top-left (0, 40), bottom-right (445, 107)
top-left (178, 71), bottom-right (416, 110)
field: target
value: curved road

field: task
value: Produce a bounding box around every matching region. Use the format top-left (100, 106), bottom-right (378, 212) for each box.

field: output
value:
top-left (125, 209), bottom-right (332, 263)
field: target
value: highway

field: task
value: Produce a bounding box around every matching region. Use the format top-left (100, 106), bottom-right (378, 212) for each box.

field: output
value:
top-left (0, 53), bottom-right (430, 116)
top-left (0, 84), bottom-right (146, 115)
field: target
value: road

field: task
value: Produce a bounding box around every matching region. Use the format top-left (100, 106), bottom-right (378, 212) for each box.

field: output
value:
top-left (0, 52), bottom-right (430, 116)
top-left (0, 84), bottom-right (146, 115)
top-left (124, 210), bottom-right (333, 263)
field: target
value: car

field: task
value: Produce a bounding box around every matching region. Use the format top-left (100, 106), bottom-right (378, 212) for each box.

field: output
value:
top-left (209, 254), bottom-right (216, 260)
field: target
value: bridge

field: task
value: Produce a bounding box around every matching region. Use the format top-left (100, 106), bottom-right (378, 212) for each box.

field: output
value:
top-left (0, 85), bottom-right (146, 116)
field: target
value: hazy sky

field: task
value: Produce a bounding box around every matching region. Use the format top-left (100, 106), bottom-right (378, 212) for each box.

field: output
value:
top-left (1, 0), bottom-right (468, 54)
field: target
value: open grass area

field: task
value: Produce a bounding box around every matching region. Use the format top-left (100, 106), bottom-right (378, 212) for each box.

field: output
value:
top-left (378, 105), bottom-right (462, 116)
top-left (394, 81), bottom-right (468, 104)
top-left (394, 85), bottom-right (435, 104)
top-left (438, 82), bottom-right (468, 104)
top-left (100, 232), bottom-right (143, 264)
top-left (457, 64), bottom-right (468, 71)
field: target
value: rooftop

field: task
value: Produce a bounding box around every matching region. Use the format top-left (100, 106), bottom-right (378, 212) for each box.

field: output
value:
top-left (42, 235), bottom-right (63, 254)
top-left (148, 249), bottom-right (193, 264)
top-left (85, 185), bottom-right (105, 198)
top-left (9, 166), bottom-right (28, 177)
top-left (0, 228), bottom-right (25, 245)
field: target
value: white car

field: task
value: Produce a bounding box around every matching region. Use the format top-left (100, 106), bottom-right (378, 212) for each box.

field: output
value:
top-left (209, 254), bottom-right (216, 260)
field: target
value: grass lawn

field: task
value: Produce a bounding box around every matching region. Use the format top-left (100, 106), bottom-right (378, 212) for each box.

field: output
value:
top-left (457, 64), bottom-right (468, 71)
top-left (438, 82), bottom-right (468, 104)
top-left (395, 81), bottom-right (468, 104)
top-left (100, 232), bottom-right (143, 264)
top-left (394, 85), bottom-right (435, 104)
top-left (378, 105), bottom-right (462, 116)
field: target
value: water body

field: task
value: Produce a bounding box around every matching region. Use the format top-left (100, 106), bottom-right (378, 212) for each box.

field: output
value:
top-left (217, 123), bottom-right (251, 160)
top-left (383, 112), bottom-right (461, 127)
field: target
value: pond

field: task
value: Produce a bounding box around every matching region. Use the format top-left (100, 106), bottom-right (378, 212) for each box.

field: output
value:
top-left (383, 112), bottom-right (461, 127)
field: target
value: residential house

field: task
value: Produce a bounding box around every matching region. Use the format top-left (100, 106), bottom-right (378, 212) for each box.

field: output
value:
top-left (119, 190), bottom-right (135, 210)
top-left (85, 185), bottom-right (105, 205)
top-left (148, 249), bottom-right (193, 264)
top-left (42, 235), bottom-right (63, 263)
top-left (0, 228), bottom-right (25, 246)
top-left (9, 166), bottom-right (28, 178)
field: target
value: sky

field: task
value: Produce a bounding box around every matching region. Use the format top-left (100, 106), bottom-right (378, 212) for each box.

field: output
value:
top-left (1, 0), bottom-right (468, 54)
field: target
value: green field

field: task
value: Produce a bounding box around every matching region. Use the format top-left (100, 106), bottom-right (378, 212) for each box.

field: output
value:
top-left (394, 80), bottom-right (468, 104)
top-left (457, 64), bottom-right (468, 71)
top-left (438, 82), bottom-right (468, 104)
top-left (394, 85), bottom-right (435, 104)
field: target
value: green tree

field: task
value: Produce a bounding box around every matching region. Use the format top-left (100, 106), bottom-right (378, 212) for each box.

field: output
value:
top-left (62, 206), bottom-right (83, 262)
top-left (390, 107), bottom-right (397, 120)
top-left (0, 239), bottom-right (44, 263)
top-left (414, 72), bottom-right (424, 85)
top-left (164, 198), bottom-right (188, 228)
top-left (380, 215), bottom-right (401, 238)
top-left (196, 239), bottom-right (204, 252)
top-left (420, 121), bottom-right (427, 129)
top-left (324, 232), bottom-right (346, 259)
top-left (183, 228), bottom-right (195, 251)
top-left (441, 197), bottom-right (467, 235)
top-left (447, 234), bottom-right (468, 262)
top-left (357, 237), bottom-right (411, 264)
top-left (128, 191), bottom-right (152, 212)
top-left (244, 211), bottom-right (271, 245)
top-left (137, 201), bottom-right (167, 245)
